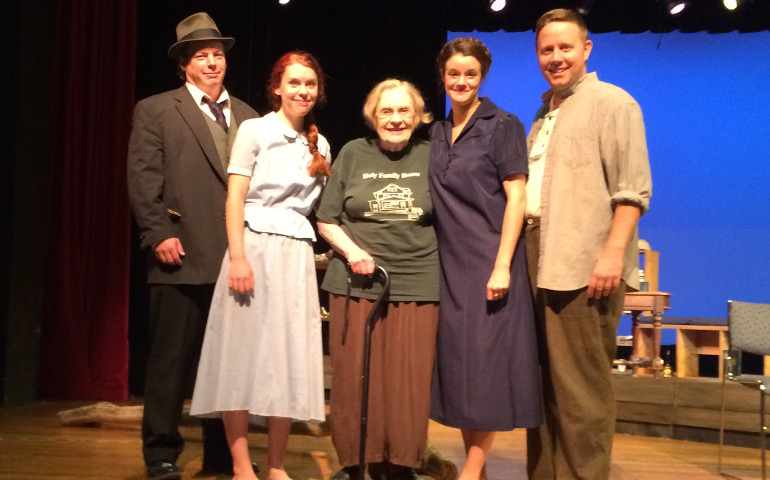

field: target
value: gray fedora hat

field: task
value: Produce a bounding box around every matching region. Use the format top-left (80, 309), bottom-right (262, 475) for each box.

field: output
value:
top-left (167, 12), bottom-right (235, 60)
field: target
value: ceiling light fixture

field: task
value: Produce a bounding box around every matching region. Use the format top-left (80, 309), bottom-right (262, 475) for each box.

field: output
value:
top-left (667, 0), bottom-right (687, 15)
top-left (489, 0), bottom-right (506, 12)
top-left (577, 0), bottom-right (597, 16)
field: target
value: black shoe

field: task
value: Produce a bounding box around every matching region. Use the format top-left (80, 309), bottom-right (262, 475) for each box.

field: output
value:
top-left (331, 466), bottom-right (363, 480)
top-left (368, 462), bottom-right (389, 480)
top-left (193, 462), bottom-right (260, 478)
top-left (146, 461), bottom-right (181, 480)
top-left (389, 465), bottom-right (423, 480)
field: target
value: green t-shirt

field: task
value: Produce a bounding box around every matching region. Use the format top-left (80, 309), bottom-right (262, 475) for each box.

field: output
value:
top-left (317, 137), bottom-right (439, 302)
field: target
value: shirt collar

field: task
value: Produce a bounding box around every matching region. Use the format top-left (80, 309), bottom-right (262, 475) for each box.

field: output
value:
top-left (266, 111), bottom-right (308, 145)
top-left (443, 97), bottom-right (497, 142)
top-left (472, 97), bottom-right (498, 119)
top-left (540, 72), bottom-right (597, 105)
top-left (185, 82), bottom-right (230, 107)
top-left (447, 97), bottom-right (496, 125)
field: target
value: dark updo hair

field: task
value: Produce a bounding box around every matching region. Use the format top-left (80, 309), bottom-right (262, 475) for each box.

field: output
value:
top-left (268, 51), bottom-right (330, 177)
top-left (437, 37), bottom-right (492, 80)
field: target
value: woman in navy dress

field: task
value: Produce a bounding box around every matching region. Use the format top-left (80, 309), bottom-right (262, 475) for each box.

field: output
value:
top-left (429, 37), bottom-right (541, 480)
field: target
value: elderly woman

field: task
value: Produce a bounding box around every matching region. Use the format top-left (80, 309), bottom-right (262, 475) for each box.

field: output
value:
top-left (428, 38), bottom-right (541, 480)
top-left (317, 79), bottom-right (438, 480)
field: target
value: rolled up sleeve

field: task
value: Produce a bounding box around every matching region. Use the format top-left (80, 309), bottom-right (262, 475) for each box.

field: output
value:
top-left (603, 100), bottom-right (652, 215)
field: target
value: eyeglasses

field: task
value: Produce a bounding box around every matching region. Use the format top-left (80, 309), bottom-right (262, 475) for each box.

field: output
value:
top-left (376, 107), bottom-right (414, 121)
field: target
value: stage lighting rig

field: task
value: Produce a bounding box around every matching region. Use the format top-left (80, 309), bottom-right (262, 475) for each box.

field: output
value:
top-left (723, 0), bottom-right (743, 10)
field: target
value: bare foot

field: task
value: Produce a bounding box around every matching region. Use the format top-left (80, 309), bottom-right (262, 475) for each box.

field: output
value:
top-left (266, 467), bottom-right (292, 480)
top-left (458, 469), bottom-right (486, 480)
top-left (233, 466), bottom-right (259, 480)
top-left (233, 473), bottom-right (259, 480)
top-left (458, 475), bottom-right (484, 480)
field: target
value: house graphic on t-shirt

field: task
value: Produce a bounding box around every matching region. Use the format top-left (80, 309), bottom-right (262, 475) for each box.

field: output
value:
top-left (365, 183), bottom-right (423, 220)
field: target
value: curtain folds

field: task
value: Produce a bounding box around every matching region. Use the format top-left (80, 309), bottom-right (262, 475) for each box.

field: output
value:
top-left (39, 1), bottom-right (137, 400)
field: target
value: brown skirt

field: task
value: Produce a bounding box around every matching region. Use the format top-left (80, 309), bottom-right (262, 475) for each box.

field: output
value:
top-left (328, 294), bottom-right (439, 468)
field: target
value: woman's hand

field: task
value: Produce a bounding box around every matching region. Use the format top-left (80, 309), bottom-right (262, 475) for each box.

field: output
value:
top-left (228, 257), bottom-right (254, 294)
top-left (317, 221), bottom-right (375, 275)
top-left (347, 247), bottom-right (375, 275)
top-left (487, 266), bottom-right (510, 301)
top-left (487, 175), bottom-right (524, 301)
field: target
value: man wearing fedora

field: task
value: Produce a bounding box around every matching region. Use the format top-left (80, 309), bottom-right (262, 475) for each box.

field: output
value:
top-left (127, 12), bottom-right (258, 480)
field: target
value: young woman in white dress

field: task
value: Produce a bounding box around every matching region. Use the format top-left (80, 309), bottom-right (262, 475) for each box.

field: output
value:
top-left (190, 51), bottom-right (331, 480)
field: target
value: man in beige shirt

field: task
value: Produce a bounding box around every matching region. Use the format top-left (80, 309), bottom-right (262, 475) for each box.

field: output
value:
top-left (525, 9), bottom-right (652, 480)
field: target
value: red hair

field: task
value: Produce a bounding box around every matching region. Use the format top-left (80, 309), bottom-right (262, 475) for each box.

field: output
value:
top-left (269, 51), bottom-right (330, 177)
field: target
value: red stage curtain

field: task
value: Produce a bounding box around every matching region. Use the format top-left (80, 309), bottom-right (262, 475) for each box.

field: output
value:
top-left (39, 1), bottom-right (137, 400)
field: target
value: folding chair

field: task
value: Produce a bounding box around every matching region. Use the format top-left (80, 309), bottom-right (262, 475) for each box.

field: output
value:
top-left (719, 300), bottom-right (770, 479)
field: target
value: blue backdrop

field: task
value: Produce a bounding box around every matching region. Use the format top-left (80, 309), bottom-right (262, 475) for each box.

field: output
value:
top-left (449, 30), bottom-right (770, 341)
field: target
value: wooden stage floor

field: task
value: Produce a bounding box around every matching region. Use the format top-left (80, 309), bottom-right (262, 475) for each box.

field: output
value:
top-left (0, 401), bottom-right (764, 480)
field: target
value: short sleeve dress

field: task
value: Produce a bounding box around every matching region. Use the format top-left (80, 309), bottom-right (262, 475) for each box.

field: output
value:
top-left (190, 112), bottom-right (329, 426)
top-left (428, 98), bottom-right (541, 431)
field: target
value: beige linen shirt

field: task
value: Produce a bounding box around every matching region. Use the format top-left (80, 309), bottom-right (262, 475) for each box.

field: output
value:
top-left (527, 72), bottom-right (652, 291)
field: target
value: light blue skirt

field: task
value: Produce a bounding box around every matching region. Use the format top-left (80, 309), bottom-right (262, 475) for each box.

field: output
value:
top-left (190, 229), bottom-right (325, 425)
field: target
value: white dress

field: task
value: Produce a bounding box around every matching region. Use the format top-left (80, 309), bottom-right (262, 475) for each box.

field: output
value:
top-left (190, 112), bottom-right (330, 425)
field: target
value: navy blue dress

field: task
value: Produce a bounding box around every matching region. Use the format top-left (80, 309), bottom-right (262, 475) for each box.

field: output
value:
top-left (428, 98), bottom-right (541, 431)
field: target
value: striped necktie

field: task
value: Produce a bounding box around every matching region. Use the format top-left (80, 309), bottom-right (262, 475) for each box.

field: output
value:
top-left (202, 97), bottom-right (228, 133)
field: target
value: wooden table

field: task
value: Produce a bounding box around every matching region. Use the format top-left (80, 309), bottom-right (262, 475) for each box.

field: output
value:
top-left (635, 322), bottom-right (728, 379)
top-left (624, 291), bottom-right (672, 378)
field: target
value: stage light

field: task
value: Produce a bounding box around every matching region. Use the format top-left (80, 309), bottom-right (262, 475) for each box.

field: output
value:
top-left (489, 0), bottom-right (506, 12)
top-left (667, 0), bottom-right (687, 15)
top-left (577, 0), bottom-right (597, 16)
top-left (723, 0), bottom-right (741, 10)
top-left (278, 0), bottom-right (291, 4)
